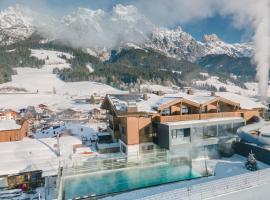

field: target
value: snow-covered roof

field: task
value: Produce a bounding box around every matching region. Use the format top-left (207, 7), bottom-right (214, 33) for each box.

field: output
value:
top-left (0, 135), bottom-right (82, 176)
top-left (186, 95), bottom-right (216, 104)
top-left (108, 94), bottom-right (164, 113)
top-left (107, 91), bottom-right (265, 114)
top-left (216, 92), bottom-right (266, 109)
top-left (0, 120), bottom-right (21, 131)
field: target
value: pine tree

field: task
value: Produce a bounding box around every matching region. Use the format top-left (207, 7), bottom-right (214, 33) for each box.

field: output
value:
top-left (90, 95), bottom-right (95, 104)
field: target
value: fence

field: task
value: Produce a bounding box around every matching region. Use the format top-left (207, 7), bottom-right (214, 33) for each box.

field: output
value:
top-left (158, 112), bottom-right (242, 123)
top-left (141, 167), bottom-right (270, 200)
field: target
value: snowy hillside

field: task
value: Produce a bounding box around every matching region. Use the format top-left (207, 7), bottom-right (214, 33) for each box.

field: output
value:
top-left (0, 49), bottom-right (124, 111)
top-left (194, 75), bottom-right (261, 97)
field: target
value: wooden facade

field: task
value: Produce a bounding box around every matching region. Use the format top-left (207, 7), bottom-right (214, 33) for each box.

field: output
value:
top-left (102, 94), bottom-right (265, 146)
top-left (0, 120), bottom-right (29, 142)
top-left (7, 170), bottom-right (43, 190)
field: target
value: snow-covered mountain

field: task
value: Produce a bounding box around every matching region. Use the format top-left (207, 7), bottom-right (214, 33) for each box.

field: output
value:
top-left (60, 4), bottom-right (152, 49)
top-left (147, 27), bottom-right (253, 62)
top-left (0, 5), bottom-right (35, 45)
top-left (0, 5), bottom-right (253, 61)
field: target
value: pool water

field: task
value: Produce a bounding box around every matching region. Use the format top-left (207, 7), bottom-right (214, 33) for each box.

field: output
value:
top-left (63, 164), bottom-right (201, 199)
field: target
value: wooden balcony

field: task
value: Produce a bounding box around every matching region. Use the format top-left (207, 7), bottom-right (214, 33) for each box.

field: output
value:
top-left (158, 112), bottom-right (243, 123)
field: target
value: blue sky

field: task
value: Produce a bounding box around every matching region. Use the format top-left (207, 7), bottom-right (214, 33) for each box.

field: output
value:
top-left (0, 0), bottom-right (250, 43)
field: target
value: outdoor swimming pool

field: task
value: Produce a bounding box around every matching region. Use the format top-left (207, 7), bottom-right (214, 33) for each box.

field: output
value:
top-left (63, 164), bottom-right (201, 199)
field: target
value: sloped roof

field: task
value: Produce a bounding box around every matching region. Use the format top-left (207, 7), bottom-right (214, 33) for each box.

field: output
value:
top-left (102, 92), bottom-right (265, 115)
top-left (216, 92), bottom-right (266, 109)
top-left (0, 120), bottom-right (21, 131)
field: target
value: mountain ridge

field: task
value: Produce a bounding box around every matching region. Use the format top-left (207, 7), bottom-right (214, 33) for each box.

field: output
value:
top-left (0, 5), bottom-right (253, 62)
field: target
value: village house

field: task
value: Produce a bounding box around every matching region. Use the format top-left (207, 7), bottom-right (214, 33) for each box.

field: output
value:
top-left (0, 119), bottom-right (29, 142)
top-left (0, 109), bottom-right (18, 120)
top-left (101, 92), bottom-right (266, 157)
top-left (89, 108), bottom-right (107, 121)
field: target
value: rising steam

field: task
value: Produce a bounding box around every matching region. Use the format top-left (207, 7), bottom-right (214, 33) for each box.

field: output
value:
top-left (137, 0), bottom-right (270, 99)
top-left (253, 3), bottom-right (270, 101)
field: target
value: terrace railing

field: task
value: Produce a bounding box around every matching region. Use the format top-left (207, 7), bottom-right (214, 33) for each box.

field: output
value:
top-left (141, 167), bottom-right (270, 200)
top-left (158, 112), bottom-right (243, 123)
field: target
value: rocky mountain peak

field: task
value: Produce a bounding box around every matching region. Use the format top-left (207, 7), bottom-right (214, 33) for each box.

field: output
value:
top-left (202, 34), bottom-right (221, 43)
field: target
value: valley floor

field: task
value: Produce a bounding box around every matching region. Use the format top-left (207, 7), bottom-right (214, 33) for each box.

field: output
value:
top-left (0, 49), bottom-right (124, 111)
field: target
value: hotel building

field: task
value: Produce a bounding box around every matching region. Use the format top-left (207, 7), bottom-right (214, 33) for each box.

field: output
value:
top-left (101, 91), bottom-right (265, 157)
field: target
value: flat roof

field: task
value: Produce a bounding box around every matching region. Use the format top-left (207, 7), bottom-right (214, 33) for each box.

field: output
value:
top-left (162, 117), bottom-right (244, 127)
top-left (108, 94), bottom-right (163, 113)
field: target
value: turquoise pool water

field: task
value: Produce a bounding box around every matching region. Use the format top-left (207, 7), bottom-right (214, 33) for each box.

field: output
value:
top-left (63, 164), bottom-right (201, 199)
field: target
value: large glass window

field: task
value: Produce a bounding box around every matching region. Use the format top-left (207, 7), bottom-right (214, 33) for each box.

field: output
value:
top-left (182, 106), bottom-right (189, 114)
top-left (171, 128), bottom-right (190, 145)
top-left (204, 125), bottom-right (217, 138)
top-left (218, 123), bottom-right (234, 136)
top-left (121, 144), bottom-right (126, 154)
top-left (233, 122), bottom-right (245, 133)
top-left (161, 108), bottom-right (170, 116)
top-left (183, 128), bottom-right (190, 137)
top-left (192, 126), bottom-right (204, 139)
top-left (171, 129), bottom-right (183, 139)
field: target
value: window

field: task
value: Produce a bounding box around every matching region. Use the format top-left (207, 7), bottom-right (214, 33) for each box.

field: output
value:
top-left (119, 125), bottom-right (125, 135)
top-left (183, 128), bottom-right (190, 137)
top-left (182, 106), bottom-right (189, 114)
top-left (171, 129), bottom-right (181, 139)
top-left (218, 123), bottom-right (234, 136)
top-left (144, 126), bottom-right (150, 135)
top-left (171, 128), bottom-right (191, 145)
top-left (192, 127), bottom-right (203, 139)
top-left (161, 108), bottom-right (170, 116)
top-left (121, 144), bottom-right (126, 154)
top-left (204, 125), bottom-right (217, 138)
top-left (171, 128), bottom-right (190, 139)
top-left (233, 122), bottom-right (245, 133)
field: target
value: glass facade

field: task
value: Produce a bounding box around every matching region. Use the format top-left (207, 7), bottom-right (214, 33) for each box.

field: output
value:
top-left (232, 122), bottom-right (245, 132)
top-left (171, 128), bottom-right (191, 145)
top-left (170, 121), bottom-right (245, 147)
top-left (218, 123), bottom-right (233, 137)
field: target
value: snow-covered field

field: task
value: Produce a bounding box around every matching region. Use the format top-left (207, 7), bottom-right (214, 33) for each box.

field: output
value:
top-left (195, 76), bottom-right (259, 97)
top-left (0, 49), bottom-right (125, 111)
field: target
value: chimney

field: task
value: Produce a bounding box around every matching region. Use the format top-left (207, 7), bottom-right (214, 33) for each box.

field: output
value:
top-left (127, 101), bottom-right (138, 113)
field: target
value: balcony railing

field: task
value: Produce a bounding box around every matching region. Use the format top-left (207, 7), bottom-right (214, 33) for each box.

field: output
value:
top-left (158, 112), bottom-right (243, 123)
